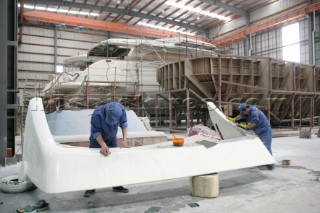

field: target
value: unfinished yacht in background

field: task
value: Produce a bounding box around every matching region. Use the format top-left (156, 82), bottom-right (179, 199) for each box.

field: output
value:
top-left (41, 37), bottom-right (218, 111)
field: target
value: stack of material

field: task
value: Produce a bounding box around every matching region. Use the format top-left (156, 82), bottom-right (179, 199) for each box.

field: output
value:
top-left (300, 129), bottom-right (311, 139)
top-left (187, 124), bottom-right (220, 141)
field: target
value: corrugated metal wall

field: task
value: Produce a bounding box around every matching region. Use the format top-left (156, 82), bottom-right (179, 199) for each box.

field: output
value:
top-left (299, 18), bottom-right (311, 64)
top-left (18, 26), bottom-right (107, 97)
top-left (315, 13), bottom-right (320, 64)
top-left (220, 18), bottom-right (313, 65)
top-left (210, 0), bottom-right (307, 38)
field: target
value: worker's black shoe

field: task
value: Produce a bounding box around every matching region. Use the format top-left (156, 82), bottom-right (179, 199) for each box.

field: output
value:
top-left (266, 164), bottom-right (275, 170)
top-left (84, 189), bottom-right (96, 197)
top-left (259, 164), bottom-right (274, 170)
top-left (112, 186), bottom-right (129, 193)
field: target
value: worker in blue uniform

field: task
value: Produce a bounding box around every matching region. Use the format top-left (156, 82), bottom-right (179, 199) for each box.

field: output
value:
top-left (228, 103), bottom-right (274, 170)
top-left (84, 102), bottom-right (130, 197)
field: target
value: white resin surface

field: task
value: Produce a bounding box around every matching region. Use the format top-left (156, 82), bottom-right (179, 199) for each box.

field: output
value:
top-left (46, 108), bottom-right (158, 138)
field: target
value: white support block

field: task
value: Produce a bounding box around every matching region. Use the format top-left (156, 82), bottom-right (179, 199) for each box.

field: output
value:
top-left (190, 173), bottom-right (219, 198)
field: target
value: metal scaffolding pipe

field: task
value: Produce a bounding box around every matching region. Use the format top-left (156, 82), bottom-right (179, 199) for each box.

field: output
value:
top-left (54, 26), bottom-right (57, 73)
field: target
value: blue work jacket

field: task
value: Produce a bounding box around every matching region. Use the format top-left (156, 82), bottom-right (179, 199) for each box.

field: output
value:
top-left (89, 103), bottom-right (128, 148)
top-left (240, 106), bottom-right (271, 136)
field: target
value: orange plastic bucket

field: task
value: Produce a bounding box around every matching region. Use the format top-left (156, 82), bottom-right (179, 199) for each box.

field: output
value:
top-left (172, 134), bottom-right (184, 146)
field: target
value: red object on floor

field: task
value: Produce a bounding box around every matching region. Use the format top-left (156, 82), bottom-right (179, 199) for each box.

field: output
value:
top-left (7, 148), bottom-right (12, 157)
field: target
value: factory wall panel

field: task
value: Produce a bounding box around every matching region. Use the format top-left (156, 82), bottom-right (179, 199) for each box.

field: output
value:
top-left (22, 35), bottom-right (54, 46)
top-left (222, 41), bottom-right (244, 56)
top-left (18, 58), bottom-right (65, 68)
top-left (19, 45), bottom-right (87, 59)
top-left (250, 0), bottom-right (307, 23)
top-left (57, 48), bottom-right (88, 56)
top-left (18, 62), bottom-right (54, 72)
top-left (18, 81), bottom-right (49, 87)
top-left (57, 56), bottom-right (68, 65)
top-left (57, 39), bottom-right (95, 50)
top-left (253, 28), bottom-right (282, 58)
top-left (18, 71), bottom-right (51, 81)
top-left (23, 26), bottom-right (54, 37)
top-left (299, 19), bottom-right (310, 64)
top-left (19, 44), bottom-right (54, 55)
top-left (210, 17), bottom-right (246, 38)
top-left (19, 53), bottom-right (54, 64)
top-left (315, 14), bottom-right (320, 65)
top-left (56, 30), bottom-right (106, 42)
top-left (223, 17), bottom-right (313, 65)
top-left (230, 20), bottom-right (307, 62)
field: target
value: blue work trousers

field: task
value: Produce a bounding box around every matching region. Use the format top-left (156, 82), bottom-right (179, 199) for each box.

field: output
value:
top-left (257, 128), bottom-right (273, 155)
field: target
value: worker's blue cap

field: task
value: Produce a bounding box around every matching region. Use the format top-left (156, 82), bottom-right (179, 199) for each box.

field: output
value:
top-left (105, 102), bottom-right (124, 126)
top-left (238, 103), bottom-right (247, 112)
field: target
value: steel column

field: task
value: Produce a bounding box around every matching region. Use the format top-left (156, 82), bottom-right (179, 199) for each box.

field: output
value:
top-left (218, 55), bottom-right (222, 109)
top-left (244, 12), bottom-right (251, 56)
top-left (291, 64), bottom-right (296, 128)
top-left (169, 92), bottom-right (172, 131)
top-left (186, 89), bottom-right (190, 128)
top-left (267, 59), bottom-right (272, 121)
top-left (7, 0), bottom-right (18, 158)
top-left (0, 0), bottom-right (8, 165)
top-left (155, 94), bottom-right (158, 129)
top-left (18, 0), bottom-right (24, 44)
top-left (0, 0), bottom-right (17, 166)
top-left (54, 26), bottom-right (57, 72)
top-left (307, 8), bottom-right (316, 65)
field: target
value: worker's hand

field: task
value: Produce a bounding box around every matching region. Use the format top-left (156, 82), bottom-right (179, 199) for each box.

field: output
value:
top-left (227, 117), bottom-right (236, 122)
top-left (120, 138), bottom-right (131, 148)
top-left (237, 123), bottom-right (247, 129)
top-left (100, 144), bottom-right (110, 156)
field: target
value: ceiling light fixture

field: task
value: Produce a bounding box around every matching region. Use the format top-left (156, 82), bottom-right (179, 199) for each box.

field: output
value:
top-left (58, 9), bottom-right (68, 13)
top-left (35, 6), bottom-right (46, 11)
top-left (78, 11), bottom-right (89, 15)
top-left (47, 8), bottom-right (58, 12)
top-left (165, 1), bottom-right (230, 21)
top-left (137, 22), bottom-right (196, 36)
top-left (89, 12), bottom-right (99, 16)
top-left (18, 3), bottom-right (100, 17)
top-left (18, 4), bottom-right (35, 9)
top-left (68, 10), bottom-right (79, 14)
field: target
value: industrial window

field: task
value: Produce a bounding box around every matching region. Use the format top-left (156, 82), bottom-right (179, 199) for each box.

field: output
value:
top-left (56, 65), bottom-right (64, 73)
top-left (282, 23), bottom-right (300, 63)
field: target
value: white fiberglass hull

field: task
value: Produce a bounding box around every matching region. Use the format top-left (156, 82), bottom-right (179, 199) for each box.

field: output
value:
top-left (22, 98), bottom-right (275, 193)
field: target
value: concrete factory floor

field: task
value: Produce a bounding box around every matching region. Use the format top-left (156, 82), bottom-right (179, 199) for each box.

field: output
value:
top-left (0, 135), bottom-right (320, 213)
